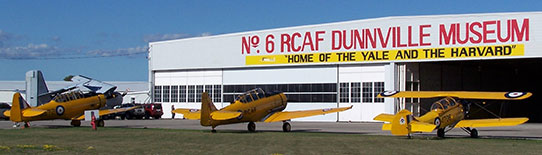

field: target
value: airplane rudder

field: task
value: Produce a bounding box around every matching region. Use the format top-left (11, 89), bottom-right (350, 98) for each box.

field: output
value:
top-left (200, 91), bottom-right (215, 126)
top-left (10, 93), bottom-right (24, 122)
top-left (390, 110), bottom-right (412, 136)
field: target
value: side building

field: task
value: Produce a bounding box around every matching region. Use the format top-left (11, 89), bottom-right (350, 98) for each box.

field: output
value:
top-left (150, 12), bottom-right (542, 122)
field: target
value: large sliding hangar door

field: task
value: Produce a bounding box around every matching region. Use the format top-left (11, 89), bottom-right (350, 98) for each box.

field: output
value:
top-left (404, 58), bottom-right (542, 122)
top-left (153, 65), bottom-right (390, 122)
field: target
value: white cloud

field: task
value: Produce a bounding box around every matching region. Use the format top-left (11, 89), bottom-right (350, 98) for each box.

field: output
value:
top-left (0, 43), bottom-right (64, 59)
top-left (87, 46), bottom-right (148, 57)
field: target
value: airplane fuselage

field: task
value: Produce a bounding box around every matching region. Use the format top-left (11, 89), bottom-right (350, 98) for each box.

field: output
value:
top-left (415, 97), bottom-right (465, 129)
top-left (21, 94), bottom-right (106, 121)
top-left (205, 93), bottom-right (287, 127)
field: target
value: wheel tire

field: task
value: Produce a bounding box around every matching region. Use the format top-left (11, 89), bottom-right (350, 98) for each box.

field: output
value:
top-left (248, 122), bottom-right (256, 132)
top-left (126, 114), bottom-right (132, 120)
top-left (470, 128), bottom-right (479, 138)
top-left (71, 120), bottom-right (81, 127)
top-left (24, 122), bottom-right (30, 128)
top-left (282, 122), bottom-right (291, 132)
top-left (121, 115), bottom-right (126, 120)
top-left (97, 120), bottom-right (105, 127)
top-left (154, 116), bottom-right (161, 119)
top-left (437, 128), bottom-right (445, 138)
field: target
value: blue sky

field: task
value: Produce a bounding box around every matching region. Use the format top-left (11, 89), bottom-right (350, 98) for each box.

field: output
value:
top-left (1, 0), bottom-right (540, 81)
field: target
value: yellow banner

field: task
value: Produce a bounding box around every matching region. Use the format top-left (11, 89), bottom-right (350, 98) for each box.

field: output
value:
top-left (246, 44), bottom-right (524, 65)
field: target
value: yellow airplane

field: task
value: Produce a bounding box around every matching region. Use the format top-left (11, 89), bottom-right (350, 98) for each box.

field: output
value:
top-left (4, 91), bottom-right (136, 128)
top-left (373, 91), bottom-right (531, 138)
top-left (174, 88), bottom-right (352, 132)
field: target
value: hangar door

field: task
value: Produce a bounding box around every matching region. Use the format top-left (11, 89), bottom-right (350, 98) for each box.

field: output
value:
top-left (154, 70), bottom-right (223, 118)
top-left (338, 65), bottom-right (386, 122)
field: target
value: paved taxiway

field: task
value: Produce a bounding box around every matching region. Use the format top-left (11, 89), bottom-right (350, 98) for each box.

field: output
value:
top-left (1, 119), bottom-right (542, 139)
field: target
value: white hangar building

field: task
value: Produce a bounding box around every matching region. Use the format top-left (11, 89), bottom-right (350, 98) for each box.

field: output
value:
top-left (150, 12), bottom-right (542, 122)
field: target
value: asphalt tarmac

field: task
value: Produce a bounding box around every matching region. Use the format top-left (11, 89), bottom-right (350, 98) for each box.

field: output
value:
top-left (1, 119), bottom-right (542, 139)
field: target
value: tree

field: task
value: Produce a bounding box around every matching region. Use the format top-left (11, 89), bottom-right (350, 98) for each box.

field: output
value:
top-left (63, 75), bottom-right (74, 81)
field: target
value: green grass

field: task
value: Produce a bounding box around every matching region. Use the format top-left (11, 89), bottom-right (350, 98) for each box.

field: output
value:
top-left (0, 127), bottom-right (541, 154)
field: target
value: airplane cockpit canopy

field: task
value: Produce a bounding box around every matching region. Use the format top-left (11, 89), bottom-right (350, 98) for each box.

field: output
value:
top-left (430, 97), bottom-right (453, 111)
top-left (52, 90), bottom-right (85, 103)
top-left (235, 88), bottom-right (266, 103)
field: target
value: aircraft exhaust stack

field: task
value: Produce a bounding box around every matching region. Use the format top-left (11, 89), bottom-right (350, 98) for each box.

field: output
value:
top-left (200, 92), bottom-right (217, 126)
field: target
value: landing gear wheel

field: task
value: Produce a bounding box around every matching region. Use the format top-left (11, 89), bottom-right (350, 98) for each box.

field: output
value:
top-left (282, 122), bottom-right (291, 132)
top-left (211, 127), bottom-right (217, 133)
top-left (437, 128), bottom-right (445, 138)
top-left (23, 122), bottom-right (30, 128)
top-left (71, 120), bottom-right (81, 127)
top-left (96, 119), bottom-right (105, 127)
top-left (470, 128), bottom-right (478, 138)
top-left (248, 122), bottom-right (256, 132)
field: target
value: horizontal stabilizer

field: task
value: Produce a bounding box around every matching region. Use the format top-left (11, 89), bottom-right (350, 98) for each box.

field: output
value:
top-left (172, 108), bottom-right (201, 120)
top-left (373, 114), bottom-right (394, 122)
top-left (210, 111), bottom-right (242, 120)
top-left (22, 108), bottom-right (47, 117)
top-left (411, 122), bottom-right (436, 132)
top-left (455, 118), bottom-right (529, 128)
top-left (378, 91), bottom-right (531, 100)
top-left (264, 106), bottom-right (352, 123)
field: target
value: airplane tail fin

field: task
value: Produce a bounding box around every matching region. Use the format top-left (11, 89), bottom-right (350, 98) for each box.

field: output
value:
top-left (10, 92), bottom-right (31, 122)
top-left (390, 109), bottom-right (412, 136)
top-left (200, 92), bottom-right (217, 126)
top-left (25, 70), bottom-right (50, 106)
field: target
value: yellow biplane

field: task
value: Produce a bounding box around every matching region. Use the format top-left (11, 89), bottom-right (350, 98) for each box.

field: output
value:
top-left (373, 91), bottom-right (531, 138)
top-left (4, 92), bottom-right (137, 128)
top-left (174, 88), bottom-right (352, 132)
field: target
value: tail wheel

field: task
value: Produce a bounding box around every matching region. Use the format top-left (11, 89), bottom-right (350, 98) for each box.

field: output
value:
top-left (71, 120), bottom-right (81, 127)
top-left (282, 122), bottom-right (291, 132)
top-left (437, 128), bottom-right (445, 138)
top-left (248, 122), bottom-right (256, 132)
top-left (23, 122), bottom-right (30, 128)
top-left (470, 128), bottom-right (479, 138)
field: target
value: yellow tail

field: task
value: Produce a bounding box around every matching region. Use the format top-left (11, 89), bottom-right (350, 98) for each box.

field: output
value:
top-left (10, 92), bottom-right (30, 122)
top-left (200, 92), bottom-right (217, 126)
top-left (391, 109), bottom-right (412, 136)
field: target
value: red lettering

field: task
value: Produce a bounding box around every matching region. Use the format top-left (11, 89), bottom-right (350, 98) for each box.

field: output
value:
top-left (511, 18), bottom-right (529, 42)
top-left (396, 27), bottom-right (407, 47)
top-left (483, 21), bottom-right (496, 43)
top-left (365, 29), bottom-right (377, 48)
top-left (353, 29), bottom-right (364, 49)
top-left (343, 30), bottom-right (353, 50)
top-left (497, 20), bottom-right (511, 42)
top-left (377, 27), bottom-right (391, 48)
top-left (281, 34), bottom-right (291, 52)
top-left (407, 26), bottom-right (418, 47)
top-left (242, 36), bottom-right (251, 54)
top-left (291, 32), bottom-right (302, 52)
top-left (315, 31), bottom-right (325, 51)
top-left (456, 23), bottom-right (469, 44)
top-left (469, 22), bottom-right (482, 43)
top-left (332, 30), bottom-right (341, 50)
top-left (302, 32), bottom-right (315, 51)
top-left (419, 24), bottom-right (431, 46)
top-left (439, 24), bottom-right (456, 45)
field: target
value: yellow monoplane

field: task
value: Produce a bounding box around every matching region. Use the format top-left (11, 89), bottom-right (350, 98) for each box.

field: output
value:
top-left (174, 88), bottom-right (352, 132)
top-left (4, 92), bottom-right (136, 128)
top-left (373, 91), bottom-right (530, 138)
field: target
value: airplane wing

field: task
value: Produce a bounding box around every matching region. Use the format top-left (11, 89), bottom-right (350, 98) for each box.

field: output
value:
top-left (3, 108), bottom-right (47, 118)
top-left (454, 118), bottom-right (528, 128)
top-left (378, 91), bottom-right (531, 100)
top-left (74, 106), bottom-right (139, 120)
top-left (210, 111), bottom-right (242, 120)
top-left (263, 106), bottom-right (353, 123)
top-left (172, 108), bottom-right (201, 120)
